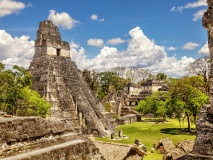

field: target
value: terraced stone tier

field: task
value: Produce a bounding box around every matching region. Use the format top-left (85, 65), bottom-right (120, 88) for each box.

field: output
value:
top-left (29, 20), bottom-right (115, 137)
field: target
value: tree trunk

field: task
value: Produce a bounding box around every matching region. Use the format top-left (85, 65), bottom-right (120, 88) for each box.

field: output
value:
top-left (186, 112), bottom-right (191, 132)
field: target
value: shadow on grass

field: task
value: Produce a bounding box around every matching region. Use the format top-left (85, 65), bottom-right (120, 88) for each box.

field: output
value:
top-left (160, 128), bottom-right (196, 135)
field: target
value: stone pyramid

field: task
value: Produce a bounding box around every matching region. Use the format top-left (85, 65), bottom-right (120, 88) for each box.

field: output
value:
top-left (29, 20), bottom-right (115, 137)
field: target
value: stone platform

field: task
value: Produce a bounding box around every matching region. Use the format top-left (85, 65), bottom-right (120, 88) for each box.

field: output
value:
top-left (0, 115), bottom-right (104, 160)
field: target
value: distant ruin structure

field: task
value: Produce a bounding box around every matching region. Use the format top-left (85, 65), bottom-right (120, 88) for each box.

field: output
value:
top-left (29, 20), bottom-right (115, 137)
top-left (104, 80), bottom-right (166, 121)
top-left (179, 1), bottom-right (213, 159)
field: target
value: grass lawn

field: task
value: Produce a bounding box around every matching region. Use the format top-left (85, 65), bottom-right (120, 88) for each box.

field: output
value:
top-left (95, 118), bottom-right (196, 160)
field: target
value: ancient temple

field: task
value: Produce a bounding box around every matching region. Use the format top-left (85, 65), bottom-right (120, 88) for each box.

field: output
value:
top-left (29, 20), bottom-right (115, 137)
top-left (179, 1), bottom-right (213, 159)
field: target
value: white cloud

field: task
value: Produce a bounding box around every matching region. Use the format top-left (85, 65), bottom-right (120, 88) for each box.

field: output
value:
top-left (193, 9), bottom-right (206, 21)
top-left (90, 14), bottom-right (105, 22)
top-left (48, 10), bottom-right (79, 30)
top-left (87, 38), bottom-right (104, 47)
top-left (0, 28), bottom-right (195, 78)
top-left (183, 42), bottom-right (200, 50)
top-left (91, 14), bottom-right (97, 20)
top-left (71, 27), bottom-right (194, 78)
top-left (0, 30), bottom-right (34, 69)
top-left (107, 38), bottom-right (125, 45)
top-left (0, 0), bottom-right (25, 17)
top-left (198, 41), bottom-right (209, 55)
top-left (148, 56), bottom-right (194, 78)
top-left (184, 0), bottom-right (207, 9)
top-left (167, 46), bottom-right (176, 51)
top-left (171, 0), bottom-right (207, 13)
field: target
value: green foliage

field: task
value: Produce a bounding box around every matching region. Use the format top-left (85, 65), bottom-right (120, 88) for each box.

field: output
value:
top-left (186, 56), bottom-right (210, 96)
top-left (167, 75), bottom-right (209, 131)
top-left (103, 102), bottom-right (112, 112)
top-left (136, 75), bottom-right (209, 131)
top-left (135, 92), bottom-right (168, 120)
top-left (156, 73), bottom-right (167, 81)
top-left (97, 71), bottom-right (129, 100)
top-left (82, 69), bottom-right (99, 92)
top-left (0, 63), bottom-right (50, 117)
top-left (16, 87), bottom-right (50, 117)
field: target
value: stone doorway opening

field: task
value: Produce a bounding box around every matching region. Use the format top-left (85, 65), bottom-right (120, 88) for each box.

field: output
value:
top-left (57, 48), bottom-right (61, 56)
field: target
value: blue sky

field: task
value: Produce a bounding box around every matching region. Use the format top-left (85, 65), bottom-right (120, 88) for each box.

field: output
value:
top-left (0, 0), bottom-right (209, 77)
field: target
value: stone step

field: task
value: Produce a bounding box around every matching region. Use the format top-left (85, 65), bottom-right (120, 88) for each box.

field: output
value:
top-left (1, 139), bottom-right (86, 160)
top-left (0, 132), bottom-right (80, 158)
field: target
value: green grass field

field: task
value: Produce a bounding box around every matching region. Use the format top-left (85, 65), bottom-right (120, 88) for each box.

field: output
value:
top-left (95, 119), bottom-right (196, 160)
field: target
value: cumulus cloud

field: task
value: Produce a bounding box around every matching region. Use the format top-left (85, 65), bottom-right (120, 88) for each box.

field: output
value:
top-left (0, 30), bottom-right (34, 69)
top-left (0, 27), bottom-right (195, 78)
top-left (87, 38), bottom-right (104, 47)
top-left (107, 38), bottom-right (125, 45)
top-left (0, 0), bottom-right (25, 17)
top-left (198, 41), bottom-right (209, 55)
top-left (71, 27), bottom-right (195, 78)
top-left (90, 14), bottom-right (105, 22)
top-left (170, 0), bottom-right (207, 12)
top-left (48, 10), bottom-right (79, 29)
top-left (167, 46), bottom-right (176, 51)
top-left (183, 42), bottom-right (200, 50)
top-left (148, 56), bottom-right (194, 78)
top-left (193, 9), bottom-right (206, 21)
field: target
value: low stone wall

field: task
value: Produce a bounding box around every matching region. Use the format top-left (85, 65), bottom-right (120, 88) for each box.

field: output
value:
top-left (1, 139), bottom-right (105, 160)
top-left (116, 114), bottom-right (137, 125)
top-left (0, 117), bottom-right (73, 144)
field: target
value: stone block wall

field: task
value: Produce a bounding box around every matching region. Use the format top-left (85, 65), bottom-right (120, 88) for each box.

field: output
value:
top-left (0, 115), bottom-right (105, 160)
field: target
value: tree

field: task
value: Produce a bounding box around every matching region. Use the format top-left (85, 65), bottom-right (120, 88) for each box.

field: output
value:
top-left (135, 92), bottom-right (168, 121)
top-left (156, 73), bottom-right (167, 81)
top-left (110, 66), bottom-right (126, 77)
top-left (98, 71), bottom-right (129, 100)
top-left (126, 66), bottom-right (137, 83)
top-left (0, 63), bottom-right (50, 117)
top-left (167, 76), bottom-right (209, 132)
top-left (186, 56), bottom-right (210, 96)
top-left (82, 69), bottom-right (99, 92)
top-left (17, 87), bottom-right (50, 117)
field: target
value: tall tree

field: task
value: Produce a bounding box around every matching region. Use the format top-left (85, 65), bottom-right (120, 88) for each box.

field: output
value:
top-left (98, 71), bottom-right (129, 100)
top-left (167, 76), bottom-right (209, 132)
top-left (82, 69), bottom-right (99, 92)
top-left (110, 66), bottom-right (126, 77)
top-left (136, 68), bottom-right (151, 83)
top-left (186, 56), bottom-right (210, 96)
top-left (126, 66), bottom-right (137, 83)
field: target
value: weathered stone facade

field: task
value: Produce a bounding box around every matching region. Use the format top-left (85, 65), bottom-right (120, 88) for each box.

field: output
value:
top-left (179, 1), bottom-right (213, 159)
top-left (0, 113), bottom-right (104, 160)
top-left (29, 20), bottom-right (115, 137)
